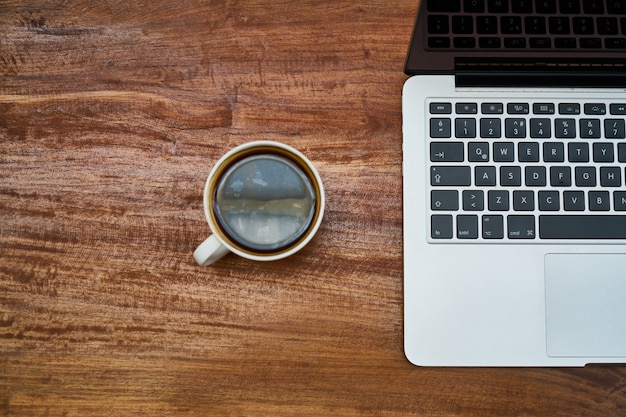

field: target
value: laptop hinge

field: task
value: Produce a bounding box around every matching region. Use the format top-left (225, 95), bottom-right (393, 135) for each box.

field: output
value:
top-left (455, 57), bottom-right (626, 88)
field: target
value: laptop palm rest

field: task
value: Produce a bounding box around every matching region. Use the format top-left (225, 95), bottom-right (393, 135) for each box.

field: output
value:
top-left (545, 254), bottom-right (626, 359)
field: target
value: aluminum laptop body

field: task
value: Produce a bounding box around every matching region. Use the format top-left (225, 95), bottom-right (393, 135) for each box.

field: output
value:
top-left (402, 0), bottom-right (626, 366)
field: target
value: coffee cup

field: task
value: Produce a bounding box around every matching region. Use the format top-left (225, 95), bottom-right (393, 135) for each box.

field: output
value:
top-left (193, 141), bottom-right (325, 266)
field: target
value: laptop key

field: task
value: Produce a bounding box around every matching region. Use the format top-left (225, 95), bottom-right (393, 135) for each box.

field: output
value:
top-left (482, 215), bottom-right (504, 239)
top-left (427, 0), bottom-right (461, 12)
top-left (430, 142), bottom-right (464, 162)
top-left (540, 216), bottom-right (626, 239)
top-left (431, 166), bottom-right (471, 186)
top-left (508, 215), bottom-right (536, 239)
top-left (431, 215), bottom-right (453, 239)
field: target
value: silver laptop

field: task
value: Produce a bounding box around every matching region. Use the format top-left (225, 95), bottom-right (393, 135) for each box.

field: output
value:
top-left (402, 0), bottom-right (626, 366)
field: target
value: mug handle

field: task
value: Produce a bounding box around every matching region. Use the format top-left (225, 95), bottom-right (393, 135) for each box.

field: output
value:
top-left (193, 235), bottom-right (231, 266)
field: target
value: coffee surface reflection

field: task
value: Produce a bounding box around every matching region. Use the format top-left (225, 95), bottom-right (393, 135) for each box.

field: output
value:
top-left (214, 154), bottom-right (317, 251)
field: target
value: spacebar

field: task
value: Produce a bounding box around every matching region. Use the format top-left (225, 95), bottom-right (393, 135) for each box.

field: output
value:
top-left (540, 215), bottom-right (626, 239)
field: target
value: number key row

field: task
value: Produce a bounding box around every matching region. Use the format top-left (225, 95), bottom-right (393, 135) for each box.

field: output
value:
top-left (430, 117), bottom-right (626, 138)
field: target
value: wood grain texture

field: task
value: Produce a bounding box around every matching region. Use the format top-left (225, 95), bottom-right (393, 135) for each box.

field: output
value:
top-left (1, 1), bottom-right (625, 415)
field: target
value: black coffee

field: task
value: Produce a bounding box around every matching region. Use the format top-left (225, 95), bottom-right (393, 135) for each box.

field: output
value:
top-left (213, 154), bottom-right (317, 252)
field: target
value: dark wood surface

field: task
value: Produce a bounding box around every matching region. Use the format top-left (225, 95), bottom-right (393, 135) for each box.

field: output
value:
top-left (2, 1), bottom-right (626, 415)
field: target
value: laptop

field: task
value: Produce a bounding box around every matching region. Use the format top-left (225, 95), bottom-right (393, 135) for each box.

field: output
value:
top-left (402, 0), bottom-right (626, 366)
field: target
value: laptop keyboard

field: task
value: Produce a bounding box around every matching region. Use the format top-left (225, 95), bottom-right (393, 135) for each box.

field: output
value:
top-left (428, 98), bottom-right (626, 241)
top-left (426, 0), bottom-right (626, 50)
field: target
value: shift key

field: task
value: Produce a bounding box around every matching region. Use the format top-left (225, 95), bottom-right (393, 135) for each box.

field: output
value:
top-left (431, 166), bottom-right (471, 186)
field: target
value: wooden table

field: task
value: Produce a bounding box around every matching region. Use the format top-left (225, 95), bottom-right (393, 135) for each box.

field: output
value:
top-left (2, 1), bottom-right (625, 415)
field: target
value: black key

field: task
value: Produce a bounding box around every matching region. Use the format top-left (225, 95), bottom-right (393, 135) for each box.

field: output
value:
top-left (454, 37), bottom-right (476, 48)
top-left (505, 118), bottom-right (527, 138)
top-left (465, 0), bottom-right (485, 12)
top-left (513, 0), bottom-right (533, 13)
top-left (563, 191), bottom-right (585, 211)
top-left (556, 38), bottom-right (577, 49)
top-left (593, 143), bottom-right (614, 162)
top-left (504, 37), bottom-right (526, 48)
top-left (530, 118), bottom-right (551, 138)
top-left (540, 216), bottom-right (626, 239)
top-left (475, 166), bottom-right (497, 186)
top-left (519, 142), bottom-right (540, 162)
top-left (585, 103), bottom-right (607, 115)
top-left (513, 191), bottom-right (535, 211)
top-left (428, 15), bottom-right (450, 34)
top-left (555, 119), bottom-right (575, 138)
top-left (544, 142), bottom-right (565, 162)
top-left (431, 118), bottom-right (452, 138)
top-left (428, 0), bottom-right (461, 12)
top-left (606, 38), bottom-right (626, 49)
top-left (456, 103), bottom-right (478, 114)
top-left (533, 103), bottom-right (555, 114)
top-left (508, 215), bottom-right (536, 239)
top-left (611, 104), bottom-right (626, 115)
top-left (607, 1), bottom-right (626, 14)
top-left (482, 215), bottom-right (504, 239)
top-left (457, 215), bottom-right (479, 239)
top-left (480, 37), bottom-right (502, 48)
top-left (619, 143), bottom-right (626, 162)
top-left (501, 166), bottom-right (522, 186)
top-left (508, 103), bottom-right (530, 114)
top-left (456, 118), bottom-right (477, 138)
top-left (530, 38), bottom-right (551, 48)
top-left (575, 166), bottom-right (596, 186)
top-left (482, 103), bottom-right (504, 114)
top-left (481, 118), bottom-right (502, 138)
top-left (430, 103), bottom-right (452, 114)
top-left (598, 17), bottom-right (619, 35)
top-left (550, 166), bottom-right (572, 186)
top-left (463, 190), bottom-right (485, 211)
top-left (431, 166), bottom-right (471, 186)
top-left (502, 16), bottom-right (523, 34)
top-left (583, 0), bottom-right (604, 14)
top-left (559, 103), bottom-right (580, 114)
top-left (429, 37), bottom-right (451, 48)
top-left (494, 142), bottom-right (514, 162)
top-left (600, 167), bottom-right (622, 187)
top-left (431, 190), bottom-right (459, 210)
top-left (526, 166), bottom-right (547, 186)
top-left (574, 17), bottom-right (595, 35)
top-left (488, 190), bottom-right (509, 211)
top-left (580, 119), bottom-right (601, 138)
top-left (549, 17), bottom-right (571, 34)
top-left (560, 0), bottom-right (580, 14)
top-left (536, 0), bottom-right (557, 13)
top-left (538, 191), bottom-right (560, 211)
top-left (580, 38), bottom-right (602, 49)
top-left (525, 16), bottom-right (547, 34)
top-left (488, 0), bottom-right (508, 12)
top-left (430, 142), bottom-right (464, 162)
top-left (589, 191), bottom-right (610, 211)
top-left (469, 142), bottom-right (490, 162)
top-left (614, 192), bottom-right (626, 211)
top-left (477, 16), bottom-right (498, 34)
top-left (606, 119), bottom-right (626, 139)
top-left (568, 142), bottom-right (590, 162)
top-left (431, 215), bottom-right (453, 239)
top-left (453, 16), bottom-right (474, 34)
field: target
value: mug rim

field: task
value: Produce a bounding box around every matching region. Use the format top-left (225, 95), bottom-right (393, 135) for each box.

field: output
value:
top-left (203, 141), bottom-right (325, 261)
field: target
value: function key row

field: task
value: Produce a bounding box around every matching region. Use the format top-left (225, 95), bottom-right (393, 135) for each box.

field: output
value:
top-left (427, 0), bottom-right (626, 15)
top-left (430, 102), bottom-right (626, 115)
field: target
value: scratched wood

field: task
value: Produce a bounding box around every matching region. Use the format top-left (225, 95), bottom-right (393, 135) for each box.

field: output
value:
top-left (1, 1), bottom-right (626, 416)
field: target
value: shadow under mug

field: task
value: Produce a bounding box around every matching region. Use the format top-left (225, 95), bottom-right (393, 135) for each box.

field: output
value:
top-left (193, 141), bottom-right (325, 266)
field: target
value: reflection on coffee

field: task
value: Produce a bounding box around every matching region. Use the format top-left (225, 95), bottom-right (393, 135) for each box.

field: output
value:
top-left (213, 154), bottom-right (317, 251)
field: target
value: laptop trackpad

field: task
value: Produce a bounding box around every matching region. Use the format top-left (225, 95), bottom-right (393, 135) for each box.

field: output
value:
top-left (545, 254), bottom-right (626, 358)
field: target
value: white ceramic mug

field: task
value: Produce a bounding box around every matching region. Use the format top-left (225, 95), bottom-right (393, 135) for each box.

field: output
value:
top-left (193, 141), bottom-right (325, 266)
